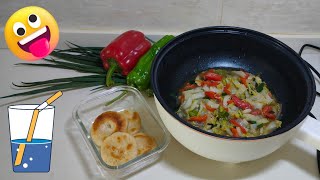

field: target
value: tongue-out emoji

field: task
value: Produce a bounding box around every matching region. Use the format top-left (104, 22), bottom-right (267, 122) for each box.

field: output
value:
top-left (18, 26), bottom-right (51, 58)
top-left (29, 38), bottom-right (50, 57)
top-left (4, 6), bottom-right (59, 61)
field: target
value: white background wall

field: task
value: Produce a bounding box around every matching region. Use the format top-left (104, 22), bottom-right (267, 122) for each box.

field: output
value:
top-left (1, 0), bottom-right (320, 35)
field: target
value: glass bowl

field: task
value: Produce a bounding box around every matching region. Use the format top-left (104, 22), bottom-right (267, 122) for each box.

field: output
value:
top-left (72, 86), bottom-right (170, 178)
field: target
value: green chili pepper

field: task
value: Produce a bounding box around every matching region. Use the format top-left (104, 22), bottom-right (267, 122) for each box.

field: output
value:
top-left (127, 35), bottom-right (175, 91)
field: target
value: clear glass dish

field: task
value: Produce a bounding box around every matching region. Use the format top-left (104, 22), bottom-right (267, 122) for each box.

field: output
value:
top-left (72, 86), bottom-right (170, 178)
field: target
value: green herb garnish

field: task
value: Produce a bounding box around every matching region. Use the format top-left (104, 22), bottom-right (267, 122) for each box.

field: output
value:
top-left (256, 83), bottom-right (265, 92)
top-left (257, 123), bottom-right (264, 128)
top-left (214, 69), bottom-right (228, 76)
top-left (207, 123), bottom-right (215, 129)
top-left (188, 109), bottom-right (199, 117)
top-left (217, 106), bottom-right (229, 119)
top-left (248, 120), bottom-right (257, 124)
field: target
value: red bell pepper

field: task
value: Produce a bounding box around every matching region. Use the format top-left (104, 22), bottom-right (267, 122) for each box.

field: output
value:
top-left (201, 81), bottom-right (219, 87)
top-left (262, 105), bottom-right (276, 120)
top-left (100, 30), bottom-right (151, 86)
top-left (223, 83), bottom-right (231, 95)
top-left (231, 95), bottom-right (252, 110)
top-left (230, 128), bottom-right (239, 137)
top-left (230, 119), bottom-right (247, 134)
top-left (227, 100), bottom-right (233, 105)
top-left (205, 103), bottom-right (216, 112)
top-left (251, 109), bottom-right (261, 116)
top-left (203, 70), bottom-right (223, 81)
top-left (205, 91), bottom-right (222, 102)
top-left (189, 115), bottom-right (208, 122)
top-left (179, 94), bottom-right (185, 103)
top-left (240, 72), bottom-right (250, 87)
top-left (180, 82), bottom-right (197, 92)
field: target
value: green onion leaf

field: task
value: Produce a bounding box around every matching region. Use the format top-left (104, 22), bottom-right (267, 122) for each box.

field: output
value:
top-left (43, 58), bottom-right (103, 71)
top-left (16, 62), bottom-right (105, 74)
top-left (66, 42), bottom-right (101, 57)
top-left (13, 75), bottom-right (105, 88)
top-left (1, 82), bottom-right (102, 99)
top-left (50, 51), bottom-right (101, 62)
top-left (90, 85), bottom-right (105, 92)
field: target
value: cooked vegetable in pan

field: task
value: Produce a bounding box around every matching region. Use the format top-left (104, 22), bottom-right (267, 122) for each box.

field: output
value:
top-left (176, 69), bottom-right (282, 137)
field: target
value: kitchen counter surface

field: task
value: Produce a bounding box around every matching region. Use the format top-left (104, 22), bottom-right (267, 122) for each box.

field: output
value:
top-left (0, 46), bottom-right (319, 180)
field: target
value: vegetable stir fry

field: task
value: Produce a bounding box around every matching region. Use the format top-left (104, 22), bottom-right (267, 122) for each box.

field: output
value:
top-left (177, 69), bottom-right (281, 137)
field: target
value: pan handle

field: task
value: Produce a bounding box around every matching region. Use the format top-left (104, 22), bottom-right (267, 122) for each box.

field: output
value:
top-left (299, 44), bottom-right (320, 96)
top-left (298, 44), bottom-right (320, 174)
top-left (296, 116), bottom-right (320, 150)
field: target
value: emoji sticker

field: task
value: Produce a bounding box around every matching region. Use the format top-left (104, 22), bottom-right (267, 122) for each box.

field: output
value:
top-left (4, 6), bottom-right (59, 61)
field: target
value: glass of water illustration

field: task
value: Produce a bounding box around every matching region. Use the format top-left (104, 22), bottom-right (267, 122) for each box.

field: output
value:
top-left (8, 105), bottom-right (55, 172)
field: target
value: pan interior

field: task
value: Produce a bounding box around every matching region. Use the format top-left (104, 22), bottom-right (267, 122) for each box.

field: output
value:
top-left (152, 28), bottom-right (314, 138)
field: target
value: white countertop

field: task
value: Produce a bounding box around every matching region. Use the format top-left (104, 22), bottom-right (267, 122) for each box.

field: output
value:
top-left (0, 48), bottom-right (319, 180)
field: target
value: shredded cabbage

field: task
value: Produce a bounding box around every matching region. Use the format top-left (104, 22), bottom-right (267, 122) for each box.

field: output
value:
top-left (177, 69), bottom-right (282, 137)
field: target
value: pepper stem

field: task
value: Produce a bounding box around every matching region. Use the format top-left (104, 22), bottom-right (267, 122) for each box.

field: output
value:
top-left (106, 59), bottom-right (120, 87)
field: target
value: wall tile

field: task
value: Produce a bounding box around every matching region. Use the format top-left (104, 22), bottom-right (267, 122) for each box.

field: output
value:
top-left (2, 0), bottom-right (320, 35)
top-left (0, 0), bottom-right (222, 33)
top-left (221, 0), bottom-right (320, 34)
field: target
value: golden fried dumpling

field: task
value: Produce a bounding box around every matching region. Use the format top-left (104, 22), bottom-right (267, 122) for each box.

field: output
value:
top-left (101, 132), bottom-right (138, 166)
top-left (134, 133), bottom-right (157, 155)
top-left (90, 111), bottom-right (128, 146)
top-left (119, 110), bottom-right (141, 135)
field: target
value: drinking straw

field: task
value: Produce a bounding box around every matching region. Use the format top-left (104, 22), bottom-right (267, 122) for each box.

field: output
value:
top-left (14, 91), bottom-right (63, 166)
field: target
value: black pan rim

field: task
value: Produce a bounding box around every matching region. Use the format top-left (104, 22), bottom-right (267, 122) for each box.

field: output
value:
top-left (151, 26), bottom-right (316, 140)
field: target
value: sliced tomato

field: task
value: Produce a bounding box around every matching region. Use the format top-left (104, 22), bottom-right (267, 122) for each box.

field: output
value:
top-left (189, 115), bottom-right (208, 122)
top-left (231, 95), bottom-right (252, 110)
top-left (251, 109), bottom-right (261, 116)
top-left (204, 71), bottom-right (223, 81)
top-left (240, 77), bottom-right (247, 87)
top-left (205, 91), bottom-right (221, 102)
top-left (180, 82), bottom-right (197, 92)
top-left (205, 104), bottom-right (216, 112)
top-left (224, 107), bottom-right (229, 112)
top-left (230, 128), bottom-right (239, 137)
top-left (265, 113), bottom-right (276, 120)
top-left (240, 72), bottom-right (250, 87)
top-left (230, 119), bottom-right (247, 134)
top-left (179, 94), bottom-right (185, 103)
top-left (223, 83), bottom-right (231, 95)
top-left (262, 105), bottom-right (276, 120)
top-left (201, 81), bottom-right (220, 87)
